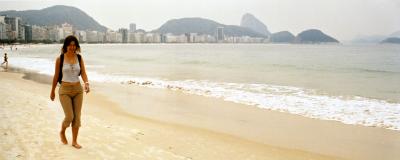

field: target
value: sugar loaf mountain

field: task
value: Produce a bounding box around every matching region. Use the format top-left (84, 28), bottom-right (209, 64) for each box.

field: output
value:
top-left (0, 5), bottom-right (339, 44)
top-left (240, 13), bottom-right (271, 36)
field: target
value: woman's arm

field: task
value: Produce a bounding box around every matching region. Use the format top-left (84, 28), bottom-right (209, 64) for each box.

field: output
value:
top-left (50, 57), bottom-right (60, 101)
top-left (80, 56), bottom-right (90, 93)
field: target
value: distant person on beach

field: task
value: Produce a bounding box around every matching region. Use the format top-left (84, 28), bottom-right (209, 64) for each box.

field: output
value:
top-left (50, 35), bottom-right (90, 149)
top-left (1, 53), bottom-right (8, 69)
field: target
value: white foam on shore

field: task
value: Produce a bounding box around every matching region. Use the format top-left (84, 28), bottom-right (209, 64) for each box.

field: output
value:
top-left (118, 78), bottom-right (400, 131)
top-left (11, 57), bottom-right (400, 131)
top-left (10, 57), bottom-right (105, 76)
top-left (10, 57), bottom-right (54, 75)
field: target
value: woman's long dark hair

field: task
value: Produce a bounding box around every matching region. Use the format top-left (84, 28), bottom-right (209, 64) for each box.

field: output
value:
top-left (61, 35), bottom-right (81, 54)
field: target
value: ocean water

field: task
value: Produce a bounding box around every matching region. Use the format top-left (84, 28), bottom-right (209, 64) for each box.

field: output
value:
top-left (4, 43), bottom-right (400, 130)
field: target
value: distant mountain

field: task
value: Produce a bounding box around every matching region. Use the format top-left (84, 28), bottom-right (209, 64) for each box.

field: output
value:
top-left (157, 17), bottom-right (266, 38)
top-left (390, 31), bottom-right (400, 38)
top-left (270, 31), bottom-right (295, 43)
top-left (295, 29), bottom-right (339, 43)
top-left (351, 31), bottom-right (400, 44)
top-left (351, 35), bottom-right (387, 44)
top-left (381, 37), bottom-right (400, 44)
top-left (0, 5), bottom-right (107, 32)
top-left (240, 13), bottom-right (270, 36)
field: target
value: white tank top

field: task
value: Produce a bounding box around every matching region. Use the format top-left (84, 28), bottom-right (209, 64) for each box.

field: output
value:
top-left (62, 56), bottom-right (80, 82)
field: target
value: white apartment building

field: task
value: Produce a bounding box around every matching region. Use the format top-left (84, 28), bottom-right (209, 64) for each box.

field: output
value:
top-left (62, 23), bottom-right (73, 38)
top-left (133, 32), bottom-right (145, 43)
top-left (86, 30), bottom-right (98, 43)
top-left (75, 30), bottom-right (87, 42)
top-left (48, 25), bottom-right (66, 42)
top-left (116, 32), bottom-right (123, 43)
top-left (128, 32), bottom-right (135, 43)
top-left (129, 23), bottom-right (136, 33)
top-left (32, 25), bottom-right (49, 41)
top-left (0, 16), bottom-right (7, 40)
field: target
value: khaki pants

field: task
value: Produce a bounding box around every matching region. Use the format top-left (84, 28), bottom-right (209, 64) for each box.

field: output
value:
top-left (59, 83), bottom-right (83, 128)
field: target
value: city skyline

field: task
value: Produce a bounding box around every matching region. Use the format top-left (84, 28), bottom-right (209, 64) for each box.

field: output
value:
top-left (0, 0), bottom-right (400, 41)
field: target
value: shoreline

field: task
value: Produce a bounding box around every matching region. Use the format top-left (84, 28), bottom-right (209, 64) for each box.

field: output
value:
top-left (1, 70), bottom-right (400, 159)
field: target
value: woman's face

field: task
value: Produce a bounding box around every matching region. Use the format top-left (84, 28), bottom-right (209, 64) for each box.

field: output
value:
top-left (67, 41), bottom-right (76, 53)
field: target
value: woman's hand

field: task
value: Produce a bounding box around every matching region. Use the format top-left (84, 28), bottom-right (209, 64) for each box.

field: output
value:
top-left (50, 91), bottom-right (55, 101)
top-left (84, 82), bottom-right (90, 94)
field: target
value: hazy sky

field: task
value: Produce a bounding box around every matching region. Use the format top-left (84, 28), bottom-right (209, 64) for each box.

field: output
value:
top-left (1, 0), bottom-right (399, 41)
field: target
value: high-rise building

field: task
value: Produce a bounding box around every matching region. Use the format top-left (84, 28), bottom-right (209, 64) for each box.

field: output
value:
top-left (48, 25), bottom-right (59, 42)
top-left (75, 30), bottom-right (87, 42)
top-left (105, 30), bottom-right (118, 43)
top-left (86, 31), bottom-right (98, 43)
top-left (118, 28), bottom-right (128, 43)
top-left (0, 23), bottom-right (6, 40)
top-left (80, 31), bottom-right (87, 42)
top-left (187, 33), bottom-right (197, 43)
top-left (152, 33), bottom-right (161, 43)
top-left (62, 23), bottom-right (73, 38)
top-left (160, 34), bottom-right (166, 43)
top-left (185, 33), bottom-right (190, 43)
top-left (116, 32), bottom-right (123, 43)
top-left (0, 16), bottom-right (5, 24)
top-left (129, 23), bottom-right (136, 33)
top-left (97, 32), bottom-right (105, 43)
top-left (128, 32), bottom-right (135, 43)
top-left (18, 24), bottom-right (25, 41)
top-left (32, 25), bottom-right (49, 41)
top-left (0, 16), bottom-right (7, 40)
top-left (24, 25), bottom-right (32, 42)
top-left (216, 27), bottom-right (224, 42)
top-left (4, 16), bottom-right (21, 40)
top-left (134, 32), bottom-right (144, 43)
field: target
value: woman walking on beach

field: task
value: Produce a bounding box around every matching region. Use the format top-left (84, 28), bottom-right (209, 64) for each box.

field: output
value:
top-left (50, 35), bottom-right (90, 149)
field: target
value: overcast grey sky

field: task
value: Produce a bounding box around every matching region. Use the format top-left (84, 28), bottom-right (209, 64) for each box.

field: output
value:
top-left (1, 0), bottom-right (399, 41)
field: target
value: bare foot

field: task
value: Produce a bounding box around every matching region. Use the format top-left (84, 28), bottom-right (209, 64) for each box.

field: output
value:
top-left (72, 143), bottom-right (82, 149)
top-left (60, 132), bottom-right (68, 144)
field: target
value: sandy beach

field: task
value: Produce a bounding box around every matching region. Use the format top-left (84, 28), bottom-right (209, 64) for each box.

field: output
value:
top-left (1, 71), bottom-right (400, 160)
